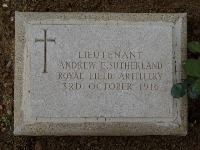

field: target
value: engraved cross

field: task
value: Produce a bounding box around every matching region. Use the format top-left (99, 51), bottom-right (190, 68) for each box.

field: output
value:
top-left (35, 29), bottom-right (56, 73)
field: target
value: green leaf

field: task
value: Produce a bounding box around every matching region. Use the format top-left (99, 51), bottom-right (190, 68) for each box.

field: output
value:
top-left (2, 116), bottom-right (10, 126)
top-left (193, 79), bottom-right (200, 92)
top-left (183, 59), bottom-right (200, 78)
top-left (188, 86), bottom-right (200, 100)
top-left (183, 76), bottom-right (198, 85)
top-left (171, 83), bottom-right (187, 98)
top-left (188, 41), bottom-right (200, 53)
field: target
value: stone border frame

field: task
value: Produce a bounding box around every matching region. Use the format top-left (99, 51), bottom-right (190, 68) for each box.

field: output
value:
top-left (14, 12), bottom-right (187, 136)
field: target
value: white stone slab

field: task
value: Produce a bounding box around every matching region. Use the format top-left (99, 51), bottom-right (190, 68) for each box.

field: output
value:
top-left (14, 12), bottom-right (187, 136)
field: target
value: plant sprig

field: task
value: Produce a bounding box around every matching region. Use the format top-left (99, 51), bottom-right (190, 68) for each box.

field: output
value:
top-left (171, 41), bottom-right (200, 99)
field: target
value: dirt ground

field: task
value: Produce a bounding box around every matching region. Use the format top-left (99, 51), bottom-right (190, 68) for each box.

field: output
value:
top-left (1, 0), bottom-right (200, 149)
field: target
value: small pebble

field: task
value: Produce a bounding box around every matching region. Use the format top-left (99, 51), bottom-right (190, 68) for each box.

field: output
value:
top-left (87, 143), bottom-right (91, 147)
top-left (79, 138), bottom-right (84, 145)
top-left (3, 82), bottom-right (12, 88)
top-left (7, 110), bottom-right (12, 115)
top-left (91, 140), bottom-right (98, 144)
top-left (6, 60), bottom-right (12, 68)
top-left (4, 83), bottom-right (8, 88)
top-left (10, 16), bottom-right (14, 22)
top-left (3, 73), bottom-right (8, 78)
top-left (5, 10), bottom-right (10, 15)
top-left (34, 140), bottom-right (43, 150)
top-left (171, 144), bottom-right (176, 148)
top-left (1, 127), bottom-right (6, 132)
top-left (189, 123), bottom-right (194, 128)
top-left (2, 3), bottom-right (8, 8)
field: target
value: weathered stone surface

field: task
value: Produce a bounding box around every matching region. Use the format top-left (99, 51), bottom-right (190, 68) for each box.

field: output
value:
top-left (14, 12), bottom-right (187, 136)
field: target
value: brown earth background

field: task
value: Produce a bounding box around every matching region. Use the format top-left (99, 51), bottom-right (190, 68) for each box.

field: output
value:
top-left (1, 0), bottom-right (200, 149)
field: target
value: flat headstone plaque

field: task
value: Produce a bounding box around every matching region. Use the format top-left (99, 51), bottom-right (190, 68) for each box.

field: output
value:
top-left (14, 12), bottom-right (187, 135)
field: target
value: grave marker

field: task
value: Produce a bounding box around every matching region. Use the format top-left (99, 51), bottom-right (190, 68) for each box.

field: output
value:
top-left (14, 12), bottom-right (187, 135)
